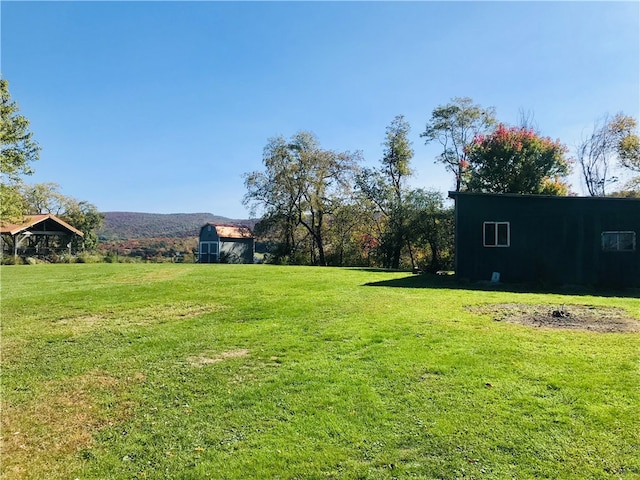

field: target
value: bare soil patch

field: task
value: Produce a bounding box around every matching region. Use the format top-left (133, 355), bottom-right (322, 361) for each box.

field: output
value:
top-left (469, 303), bottom-right (640, 333)
top-left (52, 303), bottom-right (225, 334)
top-left (1, 370), bottom-right (140, 479)
top-left (115, 267), bottom-right (195, 284)
top-left (188, 348), bottom-right (250, 367)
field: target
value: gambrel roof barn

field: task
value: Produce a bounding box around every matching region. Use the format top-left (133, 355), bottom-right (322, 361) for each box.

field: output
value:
top-left (198, 223), bottom-right (254, 264)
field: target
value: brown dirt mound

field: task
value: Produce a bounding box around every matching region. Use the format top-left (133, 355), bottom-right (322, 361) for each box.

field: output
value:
top-left (469, 303), bottom-right (640, 333)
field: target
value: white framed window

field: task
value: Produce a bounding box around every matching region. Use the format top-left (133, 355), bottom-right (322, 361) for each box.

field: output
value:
top-left (601, 231), bottom-right (636, 252)
top-left (483, 222), bottom-right (510, 247)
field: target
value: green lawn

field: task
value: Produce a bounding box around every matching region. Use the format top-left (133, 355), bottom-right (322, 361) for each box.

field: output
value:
top-left (1, 264), bottom-right (639, 479)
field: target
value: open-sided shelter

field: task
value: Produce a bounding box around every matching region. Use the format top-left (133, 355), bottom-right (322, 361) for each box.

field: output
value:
top-left (449, 192), bottom-right (640, 288)
top-left (1, 214), bottom-right (84, 259)
top-left (198, 223), bottom-right (254, 264)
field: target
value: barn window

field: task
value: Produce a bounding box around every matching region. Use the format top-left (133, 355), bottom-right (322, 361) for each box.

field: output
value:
top-left (483, 222), bottom-right (510, 247)
top-left (602, 231), bottom-right (636, 252)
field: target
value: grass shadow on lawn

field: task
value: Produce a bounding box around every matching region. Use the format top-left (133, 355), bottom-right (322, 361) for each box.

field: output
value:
top-left (363, 272), bottom-right (640, 299)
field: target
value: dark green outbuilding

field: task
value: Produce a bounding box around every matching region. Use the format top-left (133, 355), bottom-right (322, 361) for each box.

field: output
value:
top-left (449, 192), bottom-right (640, 288)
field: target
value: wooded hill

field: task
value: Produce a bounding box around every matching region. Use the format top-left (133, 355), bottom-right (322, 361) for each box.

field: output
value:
top-left (98, 212), bottom-right (255, 240)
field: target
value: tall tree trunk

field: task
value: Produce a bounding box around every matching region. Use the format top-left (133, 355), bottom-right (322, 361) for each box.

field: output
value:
top-left (391, 232), bottom-right (402, 269)
top-left (429, 238), bottom-right (442, 272)
top-left (316, 225), bottom-right (326, 266)
top-left (407, 241), bottom-right (416, 270)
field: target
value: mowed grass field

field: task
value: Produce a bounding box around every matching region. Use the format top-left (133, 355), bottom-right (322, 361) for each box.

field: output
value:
top-left (1, 264), bottom-right (639, 480)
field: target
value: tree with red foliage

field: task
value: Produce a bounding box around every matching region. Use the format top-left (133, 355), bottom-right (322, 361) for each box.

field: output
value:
top-left (464, 124), bottom-right (572, 195)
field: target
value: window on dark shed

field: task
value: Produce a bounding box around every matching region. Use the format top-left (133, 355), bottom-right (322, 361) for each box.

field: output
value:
top-left (483, 222), bottom-right (510, 247)
top-left (497, 223), bottom-right (509, 246)
top-left (602, 231), bottom-right (636, 252)
top-left (484, 223), bottom-right (496, 246)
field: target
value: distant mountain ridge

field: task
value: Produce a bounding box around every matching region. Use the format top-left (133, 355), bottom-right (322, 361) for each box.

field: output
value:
top-left (98, 212), bottom-right (255, 240)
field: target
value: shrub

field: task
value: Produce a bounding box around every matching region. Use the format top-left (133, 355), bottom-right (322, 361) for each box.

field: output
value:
top-left (1, 255), bottom-right (24, 265)
top-left (75, 252), bottom-right (104, 264)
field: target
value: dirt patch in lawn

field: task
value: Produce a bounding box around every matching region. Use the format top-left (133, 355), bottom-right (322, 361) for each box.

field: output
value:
top-left (115, 267), bottom-right (196, 284)
top-left (51, 303), bottom-right (225, 334)
top-left (469, 304), bottom-right (640, 333)
top-left (1, 370), bottom-right (141, 479)
top-left (188, 349), bottom-right (250, 367)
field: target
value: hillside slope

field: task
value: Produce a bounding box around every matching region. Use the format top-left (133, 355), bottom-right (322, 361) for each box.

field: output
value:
top-left (98, 212), bottom-right (254, 240)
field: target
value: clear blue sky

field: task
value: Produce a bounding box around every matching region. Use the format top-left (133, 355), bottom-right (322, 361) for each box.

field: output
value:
top-left (2, 1), bottom-right (638, 218)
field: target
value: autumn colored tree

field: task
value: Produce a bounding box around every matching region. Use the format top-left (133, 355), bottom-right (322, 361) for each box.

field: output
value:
top-left (465, 124), bottom-right (572, 195)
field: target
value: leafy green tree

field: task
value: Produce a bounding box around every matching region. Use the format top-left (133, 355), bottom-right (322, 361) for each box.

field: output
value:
top-left (465, 124), bottom-right (572, 195)
top-left (356, 115), bottom-right (414, 269)
top-left (1, 79), bottom-right (41, 222)
top-left (61, 200), bottom-right (103, 251)
top-left (297, 144), bottom-right (360, 266)
top-left (421, 97), bottom-right (496, 192)
top-left (0, 184), bottom-right (25, 222)
top-left (610, 114), bottom-right (640, 192)
top-left (20, 182), bottom-right (67, 214)
top-left (404, 189), bottom-right (453, 272)
top-left (576, 113), bottom-right (640, 196)
top-left (244, 136), bottom-right (302, 263)
top-left (1, 79), bottom-right (40, 182)
top-left (20, 182), bottom-right (104, 250)
top-left (323, 202), bottom-right (369, 267)
top-left (244, 132), bottom-right (360, 266)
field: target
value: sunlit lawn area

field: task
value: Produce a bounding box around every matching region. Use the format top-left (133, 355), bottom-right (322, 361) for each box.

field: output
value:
top-left (1, 264), bottom-right (639, 479)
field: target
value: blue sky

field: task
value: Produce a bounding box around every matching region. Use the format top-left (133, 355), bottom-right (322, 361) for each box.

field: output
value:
top-left (2, 1), bottom-right (639, 218)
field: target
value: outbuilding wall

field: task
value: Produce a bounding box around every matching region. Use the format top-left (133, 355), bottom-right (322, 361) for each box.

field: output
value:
top-left (450, 193), bottom-right (640, 287)
top-left (220, 237), bottom-right (254, 264)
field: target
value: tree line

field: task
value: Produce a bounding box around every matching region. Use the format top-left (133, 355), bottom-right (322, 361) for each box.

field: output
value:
top-left (244, 97), bottom-right (640, 269)
top-left (2, 79), bottom-right (639, 267)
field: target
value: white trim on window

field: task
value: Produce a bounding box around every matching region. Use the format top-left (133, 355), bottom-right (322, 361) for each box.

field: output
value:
top-left (483, 221), bottom-right (510, 247)
top-left (200, 241), bottom-right (219, 254)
